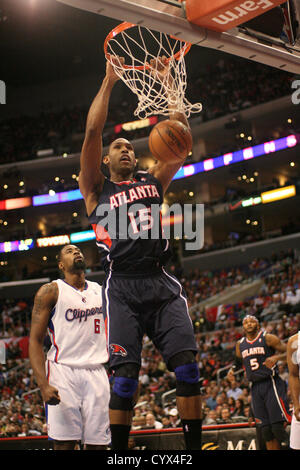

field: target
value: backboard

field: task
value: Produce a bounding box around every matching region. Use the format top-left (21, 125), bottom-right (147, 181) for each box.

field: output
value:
top-left (56, 0), bottom-right (300, 74)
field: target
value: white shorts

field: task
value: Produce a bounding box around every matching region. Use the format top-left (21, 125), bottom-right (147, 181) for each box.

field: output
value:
top-left (290, 413), bottom-right (300, 450)
top-left (46, 361), bottom-right (111, 445)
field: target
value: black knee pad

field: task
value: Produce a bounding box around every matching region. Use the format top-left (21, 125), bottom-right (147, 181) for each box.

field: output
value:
top-left (114, 363), bottom-right (140, 379)
top-left (110, 392), bottom-right (135, 411)
top-left (169, 351), bottom-right (201, 397)
top-left (168, 351), bottom-right (197, 371)
top-left (261, 425), bottom-right (274, 443)
top-left (271, 422), bottom-right (288, 446)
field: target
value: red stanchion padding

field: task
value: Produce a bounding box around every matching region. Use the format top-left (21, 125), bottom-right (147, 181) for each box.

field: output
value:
top-left (185, 0), bottom-right (287, 32)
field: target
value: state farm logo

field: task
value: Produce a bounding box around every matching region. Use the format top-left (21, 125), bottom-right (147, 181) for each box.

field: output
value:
top-left (211, 0), bottom-right (278, 27)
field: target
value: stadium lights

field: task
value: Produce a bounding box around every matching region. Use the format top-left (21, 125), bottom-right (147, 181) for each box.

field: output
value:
top-left (36, 235), bottom-right (71, 248)
top-left (0, 134), bottom-right (298, 212)
top-left (173, 134), bottom-right (298, 180)
top-left (114, 116), bottom-right (158, 134)
top-left (0, 181), bottom-right (296, 257)
top-left (261, 185), bottom-right (296, 204)
top-left (0, 239), bottom-right (34, 253)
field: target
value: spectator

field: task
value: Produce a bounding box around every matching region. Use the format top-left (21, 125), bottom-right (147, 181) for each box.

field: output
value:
top-left (161, 416), bottom-right (171, 428)
top-left (203, 409), bottom-right (218, 425)
top-left (168, 408), bottom-right (181, 428)
top-left (232, 398), bottom-right (245, 418)
top-left (217, 407), bottom-right (232, 424)
top-left (227, 396), bottom-right (236, 414)
top-left (205, 388), bottom-right (218, 410)
top-left (227, 380), bottom-right (243, 400)
top-left (143, 412), bottom-right (163, 430)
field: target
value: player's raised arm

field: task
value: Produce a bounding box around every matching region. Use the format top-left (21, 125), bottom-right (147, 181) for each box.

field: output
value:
top-left (147, 56), bottom-right (191, 194)
top-left (29, 282), bottom-right (60, 405)
top-left (79, 58), bottom-right (121, 215)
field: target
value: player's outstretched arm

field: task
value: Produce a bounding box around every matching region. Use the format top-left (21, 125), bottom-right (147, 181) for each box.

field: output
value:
top-left (29, 282), bottom-right (60, 405)
top-left (287, 334), bottom-right (300, 421)
top-left (79, 58), bottom-right (121, 216)
top-left (147, 56), bottom-right (191, 194)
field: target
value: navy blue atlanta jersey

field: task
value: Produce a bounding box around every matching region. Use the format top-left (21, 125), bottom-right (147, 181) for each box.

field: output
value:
top-left (88, 171), bottom-right (171, 274)
top-left (239, 330), bottom-right (279, 383)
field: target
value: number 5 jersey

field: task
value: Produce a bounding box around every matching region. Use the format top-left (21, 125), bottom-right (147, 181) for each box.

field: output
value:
top-left (239, 330), bottom-right (279, 382)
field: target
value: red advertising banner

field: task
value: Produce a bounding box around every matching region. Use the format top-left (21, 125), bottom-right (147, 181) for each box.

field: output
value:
top-left (185, 0), bottom-right (287, 32)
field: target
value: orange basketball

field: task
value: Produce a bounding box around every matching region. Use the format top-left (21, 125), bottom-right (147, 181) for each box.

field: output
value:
top-left (149, 119), bottom-right (192, 164)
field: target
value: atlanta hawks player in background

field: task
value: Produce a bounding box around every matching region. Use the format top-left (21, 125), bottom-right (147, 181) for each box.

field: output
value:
top-left (228, 315), bottom-right (291, 450)
top-left (29, 245), bottom-right (110, 450)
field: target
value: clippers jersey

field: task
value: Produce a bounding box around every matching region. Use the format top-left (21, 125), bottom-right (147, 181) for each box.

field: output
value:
top-left (88, 171), bottom-right (171, 274)
top-left (47, 279), bottom-right (108, 367)
top-left (239, 330), bottom-right (278, 383)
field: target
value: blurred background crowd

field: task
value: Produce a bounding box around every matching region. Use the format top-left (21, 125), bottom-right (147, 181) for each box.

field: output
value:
top-left (0, 248), bottom-right (299, 437)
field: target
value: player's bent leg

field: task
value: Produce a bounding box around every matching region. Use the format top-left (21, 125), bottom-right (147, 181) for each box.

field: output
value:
top-left (109, 363), bottom-right (140, 450)
top-left (169, 351), bottom-right (202, 450)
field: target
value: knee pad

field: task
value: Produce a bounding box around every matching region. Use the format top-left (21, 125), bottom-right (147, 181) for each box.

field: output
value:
top-left (110, 363), bottom-right (139, 411)
top-left (271, 422), bottom-right (288, 445)
top-left (168, 350), bottom-right (197, 371)
top-left (114, 362), bottom-right (140, 380)
top-left (261, 425), bottom-right (273, 443)
top-left (113, 376), bottom-right (138, 399)
top-left (171, 354), bottom-right (200, 397)
top-left (175, 363), bottom-right (200, 384)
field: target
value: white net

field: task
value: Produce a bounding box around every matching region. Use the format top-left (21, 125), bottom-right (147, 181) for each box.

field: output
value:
top-left (105, 23), bottom-right (202, 119)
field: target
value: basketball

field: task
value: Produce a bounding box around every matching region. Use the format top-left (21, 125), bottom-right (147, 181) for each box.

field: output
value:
top-left (149, 119), bottom-right (193, 164)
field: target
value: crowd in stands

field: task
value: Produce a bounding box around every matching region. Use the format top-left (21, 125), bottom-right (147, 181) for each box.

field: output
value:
top-left (0, 57), bottom-right (294, 166)
top-left (0, 248), bottom-right (299, 437)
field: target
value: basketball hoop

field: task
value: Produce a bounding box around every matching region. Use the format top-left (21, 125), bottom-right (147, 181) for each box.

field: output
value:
top-left (104, 22), bottom-right (202, 119)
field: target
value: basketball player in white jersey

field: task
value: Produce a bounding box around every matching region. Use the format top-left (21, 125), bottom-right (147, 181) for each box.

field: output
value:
top-left (29, 244), bottom-right (110, 450)
top-left (287, 332), bottom-right (300, 449)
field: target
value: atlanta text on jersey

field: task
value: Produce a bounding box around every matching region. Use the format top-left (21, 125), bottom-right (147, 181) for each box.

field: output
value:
top-left (241, 347), bottom-right (265, 358)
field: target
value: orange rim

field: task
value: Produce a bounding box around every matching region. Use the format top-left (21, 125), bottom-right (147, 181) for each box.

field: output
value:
top-left (104, 21), bottom-right (192, 71)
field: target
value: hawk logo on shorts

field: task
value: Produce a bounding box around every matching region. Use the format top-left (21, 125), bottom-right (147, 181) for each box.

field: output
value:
top-left (110, 344), bottom-right (128, 357)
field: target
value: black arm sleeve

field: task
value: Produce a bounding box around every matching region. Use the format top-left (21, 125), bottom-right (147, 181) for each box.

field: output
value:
top-left (233, 356), bottom-right (243, 369)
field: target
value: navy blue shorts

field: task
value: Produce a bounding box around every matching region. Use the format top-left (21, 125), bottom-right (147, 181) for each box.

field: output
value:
top-left (251, 375), bottom-right (292, 426)
top-left (102, 268), bottom-right (198, 370)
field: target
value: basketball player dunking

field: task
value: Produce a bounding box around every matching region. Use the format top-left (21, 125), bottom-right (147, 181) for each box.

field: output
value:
top-left (78, 56), bottom-right (202, 450)
top-left (29, 245), bottom-right (110, 450)
top-left (228, 315), bottom-right (291, 450)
